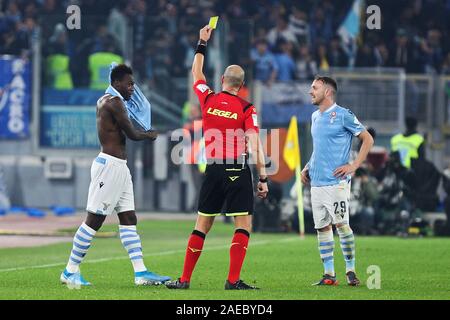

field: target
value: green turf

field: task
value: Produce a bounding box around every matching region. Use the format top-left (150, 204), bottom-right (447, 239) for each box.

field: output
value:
top-left (0, 219), bottom-right (449, 300)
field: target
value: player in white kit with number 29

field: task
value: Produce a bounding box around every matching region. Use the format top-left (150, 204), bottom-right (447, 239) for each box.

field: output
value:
top-left (301, 76), bottom-right (374, 286)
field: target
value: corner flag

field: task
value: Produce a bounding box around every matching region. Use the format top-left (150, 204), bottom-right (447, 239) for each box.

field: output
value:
top-left (283, 116), bottom-right (305, 237)
top-left (283, 116), bottom-right (300, 170)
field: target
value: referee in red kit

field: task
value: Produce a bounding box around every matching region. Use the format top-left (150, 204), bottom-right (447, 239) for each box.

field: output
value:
top-left (166, 25), bottom-right (269, 290)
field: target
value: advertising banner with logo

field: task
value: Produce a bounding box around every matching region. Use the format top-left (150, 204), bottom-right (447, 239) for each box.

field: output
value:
top-left (0, 56), bottom-right (31, 139)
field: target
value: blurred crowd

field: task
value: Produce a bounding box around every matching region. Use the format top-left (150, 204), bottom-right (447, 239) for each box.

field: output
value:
top-left (249, 0), bottom-right (450, 84)
top-left (0, 0), bottom-right (38, 57)
top-left (2, 0), bottom-right (450, 93)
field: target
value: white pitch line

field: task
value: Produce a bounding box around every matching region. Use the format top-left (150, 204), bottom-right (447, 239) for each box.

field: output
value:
top-left (0, 237), bottom-right (299, 273)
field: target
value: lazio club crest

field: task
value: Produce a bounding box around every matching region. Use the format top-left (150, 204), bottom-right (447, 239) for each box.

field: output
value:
top-left (330, 111), bottom-right (337, 124)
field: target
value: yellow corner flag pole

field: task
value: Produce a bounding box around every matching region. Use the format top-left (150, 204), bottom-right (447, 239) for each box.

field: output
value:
top-left (295, 164), bottom-right (305, 238)
top-left (283, 116), bottom-right (305, 238)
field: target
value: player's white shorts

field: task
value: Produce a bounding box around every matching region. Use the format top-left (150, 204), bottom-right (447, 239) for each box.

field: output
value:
top-left (311, 180), bottom-right (351, 229)
top-left (86, 152), bottom-right (134, 215)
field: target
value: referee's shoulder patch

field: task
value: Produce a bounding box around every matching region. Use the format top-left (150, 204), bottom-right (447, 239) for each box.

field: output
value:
top-left (196, 83), bottom-right (210, 93)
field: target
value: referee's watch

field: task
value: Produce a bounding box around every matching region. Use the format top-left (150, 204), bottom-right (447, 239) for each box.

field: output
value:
top-left (259, 177), bottom-right (268, 183)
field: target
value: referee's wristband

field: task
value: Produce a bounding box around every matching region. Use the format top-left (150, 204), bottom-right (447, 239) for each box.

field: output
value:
top-left (259, 177), bottom-right (268, 183)
top-left (195, 40), bottom-right (207, 55)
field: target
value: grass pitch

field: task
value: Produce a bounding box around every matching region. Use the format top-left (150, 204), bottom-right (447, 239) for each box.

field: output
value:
top-left (0, 219), bottom-right (449, 300)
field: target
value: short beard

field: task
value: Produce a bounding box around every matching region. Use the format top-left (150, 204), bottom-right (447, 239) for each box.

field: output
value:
top-left (312, 96), bottom-right (323, 106)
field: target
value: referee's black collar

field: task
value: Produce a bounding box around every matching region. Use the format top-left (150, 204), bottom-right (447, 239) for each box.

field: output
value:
top-left (221, 90), bottom-right (237, 96)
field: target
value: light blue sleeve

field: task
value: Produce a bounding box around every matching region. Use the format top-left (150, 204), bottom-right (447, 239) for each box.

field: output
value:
top-left (343, 109), bottom-right (365, 136)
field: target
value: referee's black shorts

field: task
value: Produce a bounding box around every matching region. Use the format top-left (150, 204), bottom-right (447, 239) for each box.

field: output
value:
top-left (197, 161), bottom-right (254, 217)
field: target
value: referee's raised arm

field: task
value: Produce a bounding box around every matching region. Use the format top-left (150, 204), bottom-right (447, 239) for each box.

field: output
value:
top-left (192, 25), bottom-right (213, 83)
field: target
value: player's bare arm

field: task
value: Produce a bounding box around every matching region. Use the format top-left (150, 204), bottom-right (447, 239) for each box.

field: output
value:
top-left (192, 25), bottom-right (213, 83)
top-left (246, 131), bottom-right (268, 199)
top-left (107, 96), bottom-right (157, 141)
top-left (334, 130), bottom-right (374, 178)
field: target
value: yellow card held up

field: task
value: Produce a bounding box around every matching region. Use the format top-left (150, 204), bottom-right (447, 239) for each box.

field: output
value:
top-left (209, 16), bottom-right (219, 29)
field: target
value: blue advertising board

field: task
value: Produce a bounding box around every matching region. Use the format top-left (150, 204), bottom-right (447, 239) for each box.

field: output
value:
top-left (39, 89), bottom-right (102, 149)
top-left (0, 56), bottom-right (31, 139)
top-left (39, 105), bottom-right (100, 149)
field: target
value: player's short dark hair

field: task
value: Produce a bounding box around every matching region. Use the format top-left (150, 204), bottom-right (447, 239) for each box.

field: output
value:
top-left (110, 64), bottom-right (133, 83)
top-left (314, 75), bottom-right (338, 94)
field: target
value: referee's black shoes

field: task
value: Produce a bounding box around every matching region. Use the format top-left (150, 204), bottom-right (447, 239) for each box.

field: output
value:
top-left (225, 279), bottom-right (260, 290)
top-left (165, 278), bottom-right (190, 289)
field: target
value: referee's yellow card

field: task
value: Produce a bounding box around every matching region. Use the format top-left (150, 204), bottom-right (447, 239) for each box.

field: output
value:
top-left (209, 16), bottom-right (219, 29)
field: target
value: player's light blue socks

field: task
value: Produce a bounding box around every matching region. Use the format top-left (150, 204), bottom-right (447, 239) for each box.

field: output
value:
top-left (119, 225), bottom-right (147, 273)
top-left (317, 229), bottom-right (335, 276)
top-left (337, 225), bottom-right (356, 273)
top-left (66, 222), bottom-right (96, 273)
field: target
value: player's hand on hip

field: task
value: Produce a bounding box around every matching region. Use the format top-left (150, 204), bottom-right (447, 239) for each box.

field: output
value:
top-left (301, 167), bottom-right (310, 185)
top-left (257, 182), bottom-right (268, 199)
top-left (200, 25), bottom-right (213, 42)
top-left (333, 163), bottom-right (356, 178)
top-left (146, 130), bottom-right (158, 141)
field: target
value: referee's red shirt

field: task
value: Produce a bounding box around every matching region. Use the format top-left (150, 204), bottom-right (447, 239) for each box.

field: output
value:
top-left (193, 79), bottom-right (259, 160)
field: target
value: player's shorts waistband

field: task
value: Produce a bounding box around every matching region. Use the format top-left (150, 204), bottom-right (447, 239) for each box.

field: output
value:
top-left (206, 156), bottom-right (249, 165)
top-left (96, 152), bottom-right (127, 165)
top-left (311, 179), bottom-right (350, 188)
